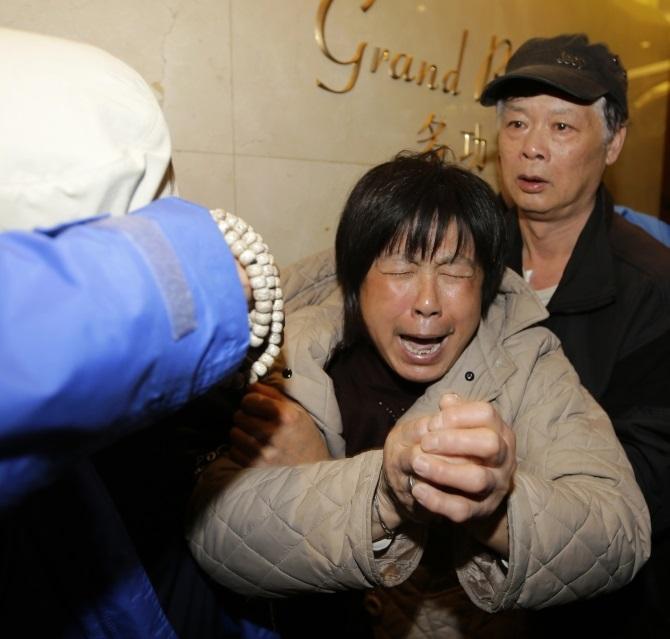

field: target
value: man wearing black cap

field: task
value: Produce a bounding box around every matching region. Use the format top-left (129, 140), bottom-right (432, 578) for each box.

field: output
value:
top-left (481, 33), bottom-right (670, 638)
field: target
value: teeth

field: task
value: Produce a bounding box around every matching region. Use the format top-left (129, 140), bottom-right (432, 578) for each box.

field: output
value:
top-left (401, 338), bottom-right (441, 356)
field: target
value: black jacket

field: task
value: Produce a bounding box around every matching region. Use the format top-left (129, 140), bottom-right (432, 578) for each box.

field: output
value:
top-left (507, 186), bottom-right (670, 638)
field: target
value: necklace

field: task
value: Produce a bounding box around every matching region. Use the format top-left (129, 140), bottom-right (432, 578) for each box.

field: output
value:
top-left (209, 209), bottom-right (284, 384)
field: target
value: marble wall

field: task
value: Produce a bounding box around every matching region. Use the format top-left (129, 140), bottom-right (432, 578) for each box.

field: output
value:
top-left (1, 0), bottom-right (669, 266)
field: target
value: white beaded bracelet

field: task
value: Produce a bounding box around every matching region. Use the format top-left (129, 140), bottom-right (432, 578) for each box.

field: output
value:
top-left (210, 208), bottom-right (284, 384)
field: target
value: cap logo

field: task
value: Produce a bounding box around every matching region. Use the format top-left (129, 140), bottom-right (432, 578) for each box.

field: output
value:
top-left (556, 51), bottom-right (585, 70)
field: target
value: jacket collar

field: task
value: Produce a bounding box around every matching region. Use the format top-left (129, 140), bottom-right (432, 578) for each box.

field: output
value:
top-left (506, 185), bottom-right (617, 314)
top-left (487, 268), bottom-right (549, 338)
top-left (471, 269), bottom-right (548, 399)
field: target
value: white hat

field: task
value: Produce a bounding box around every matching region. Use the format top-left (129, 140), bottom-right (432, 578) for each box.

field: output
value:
top-left (0, 28), bottom-right (175, 231)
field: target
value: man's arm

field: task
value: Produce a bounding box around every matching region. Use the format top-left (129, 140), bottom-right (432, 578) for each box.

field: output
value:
top-left (0, 197), bottom-right (249, 508)
top-left (601, 326), bottom-right (670, 537)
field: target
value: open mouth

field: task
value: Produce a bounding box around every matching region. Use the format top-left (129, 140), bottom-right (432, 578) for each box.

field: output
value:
top-left (399, 334), bottom-right (445, 357)
top-left (517, 174), bottom-right (548, 191)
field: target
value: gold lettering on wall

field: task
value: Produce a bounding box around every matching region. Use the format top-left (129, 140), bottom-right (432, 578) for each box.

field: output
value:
top-left (441, 30), bottom-right (468, 95)
top-left (372, 42), bottom-right (469, 92)
top-left (390, 53), bottom-right (415, 81)
top-left (417, 112), bottom-right (489, 171)
top-left (315, 3), bottom-right (510, 101)
top-left (365, 29), bottom-right (469, 93)
top-left (474, 35), bottom-right (512, 100)
top-left (315, 0), bottom-right (374, 93)
top-left (460, 123), bottom-right (487, 170)
top-left (415, 61), bottom-right (439, 90)
top-left (370, 47), bottom-right (390, 73)
top-left (417, 112), bottom-right (448, 151)
top-left (314, 1), bottom-right (501, 168)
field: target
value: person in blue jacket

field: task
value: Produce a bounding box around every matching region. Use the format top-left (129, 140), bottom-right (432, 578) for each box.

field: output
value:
top-left (0, 197), bottom-right (251, 509)
top-left (614, 205), bottom-right (670, 247)
top-left (0, 197), bottom-right (255, 635)
top-left (0, 28), bottom-right (277, 638)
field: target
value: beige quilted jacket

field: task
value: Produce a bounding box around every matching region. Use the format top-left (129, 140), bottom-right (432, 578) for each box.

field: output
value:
top-left (188, 250), bottom-right (651, 638)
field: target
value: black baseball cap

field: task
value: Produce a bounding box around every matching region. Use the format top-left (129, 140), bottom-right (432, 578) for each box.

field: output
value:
top-left (480, 34), bottom-right (628, 118)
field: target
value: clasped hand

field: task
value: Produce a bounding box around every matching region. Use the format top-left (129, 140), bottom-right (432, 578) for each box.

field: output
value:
top-left (379, 393), bottom-right (516, 554)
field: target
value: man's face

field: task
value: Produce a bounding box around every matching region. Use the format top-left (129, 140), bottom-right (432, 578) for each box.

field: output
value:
top-left (359, 222), bottom-right (483, 384)
top-left (497, 94), bottom-right (625, 221)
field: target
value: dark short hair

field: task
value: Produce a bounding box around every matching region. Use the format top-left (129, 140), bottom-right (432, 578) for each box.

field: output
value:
top-left (335, 151), bottom-right (507, 347)
top-left (601, 96), bottom-right (627, 137)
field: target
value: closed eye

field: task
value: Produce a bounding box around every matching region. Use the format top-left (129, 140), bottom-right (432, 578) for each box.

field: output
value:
top-left (439, 268), bottom-right (474, 279)
top-left (438, 262), bottom-right (475, 278)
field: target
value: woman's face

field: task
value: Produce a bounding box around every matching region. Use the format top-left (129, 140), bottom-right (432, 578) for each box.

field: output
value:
top-left (360, 222), bottom-right (483, 384)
